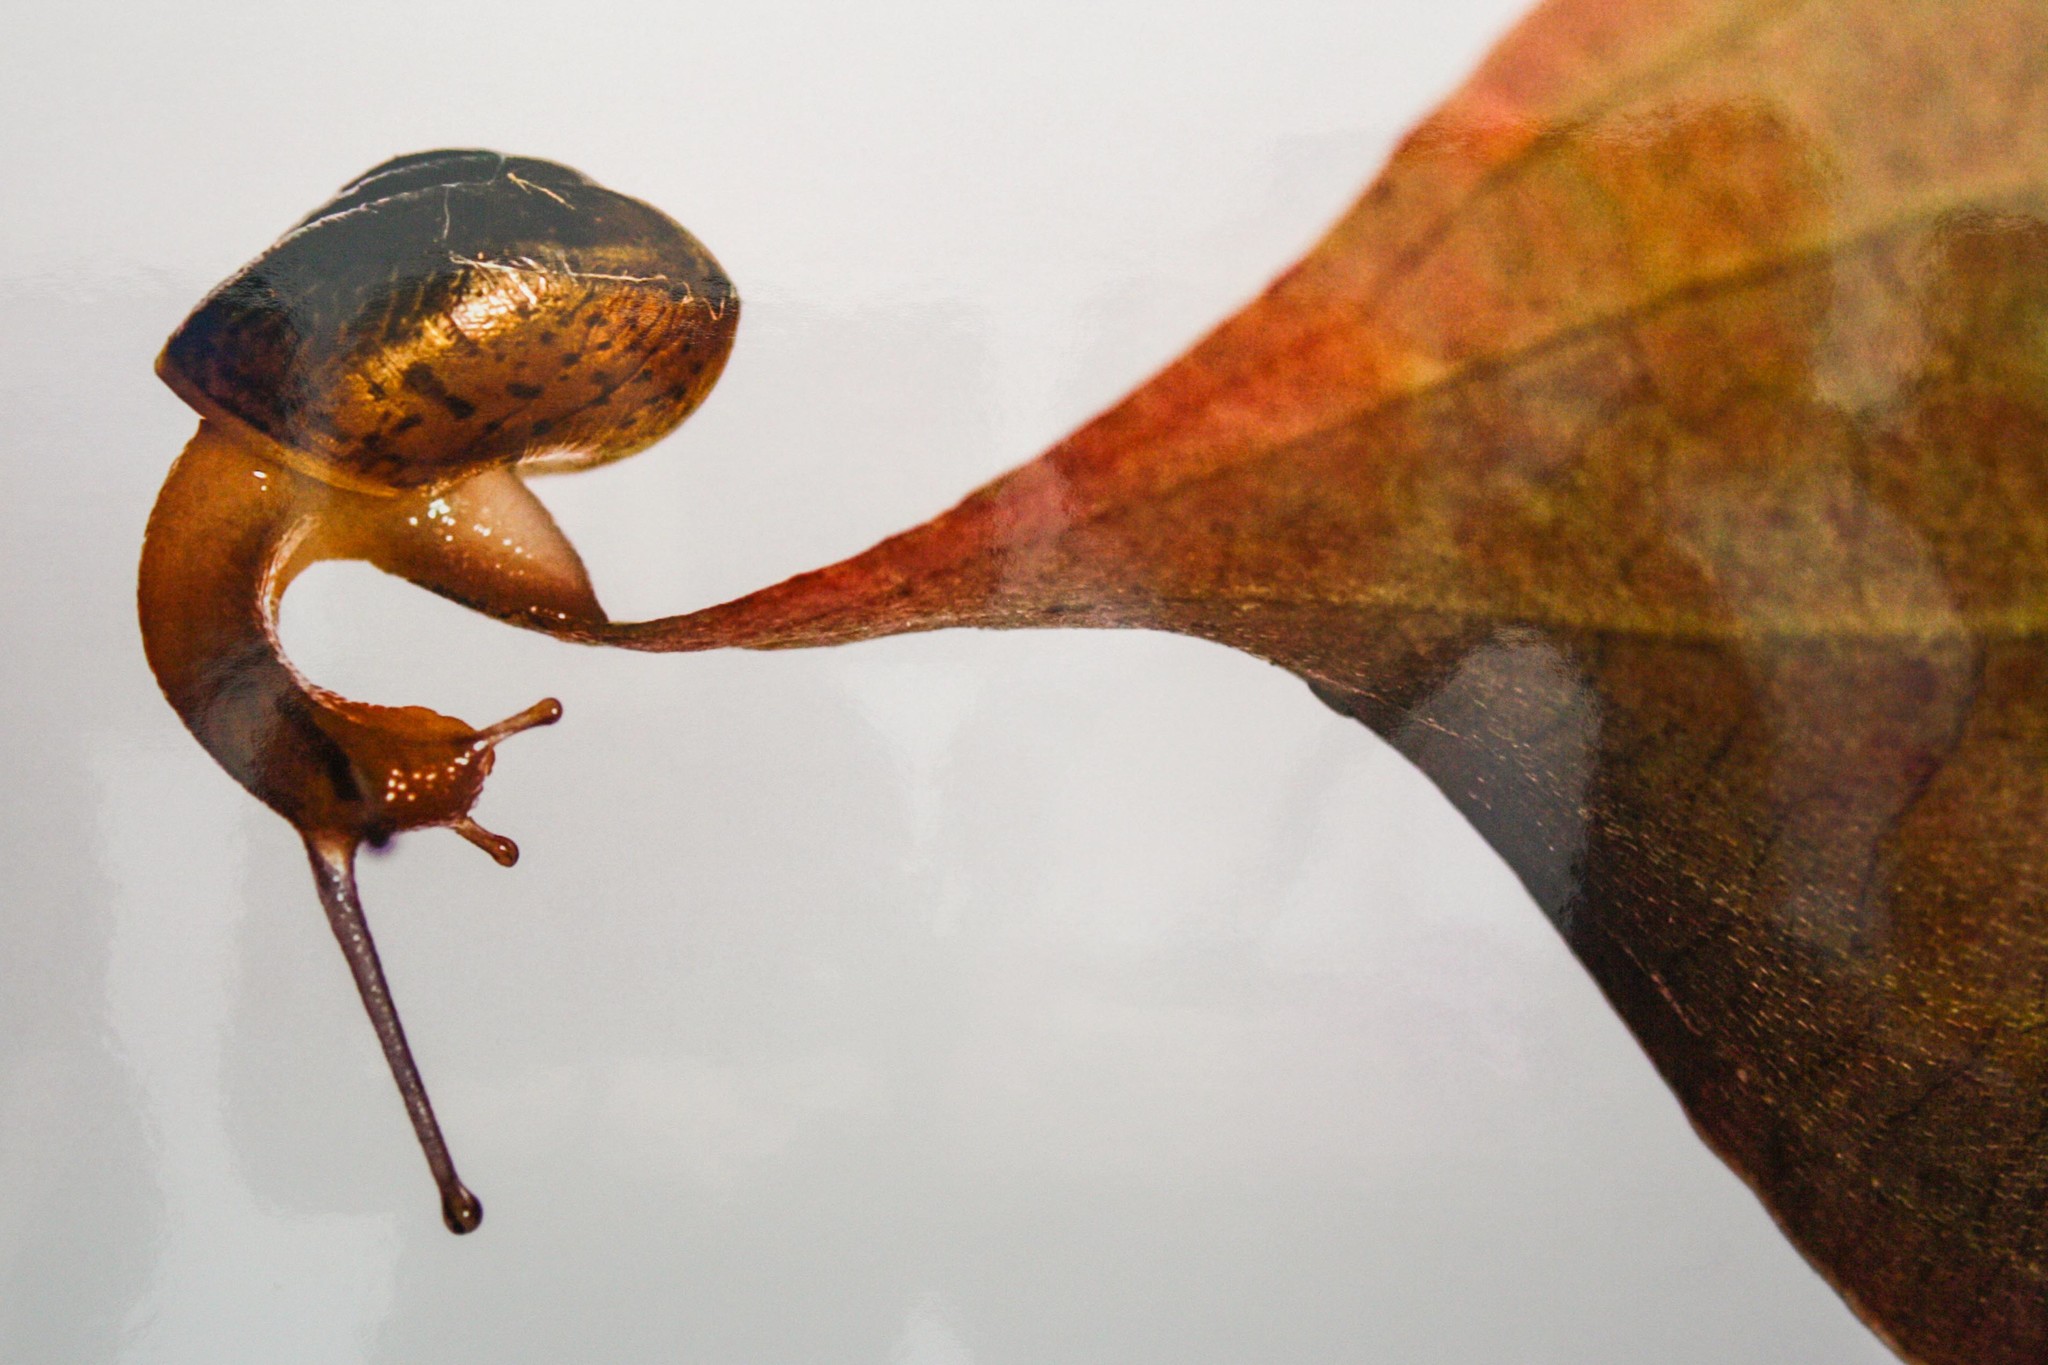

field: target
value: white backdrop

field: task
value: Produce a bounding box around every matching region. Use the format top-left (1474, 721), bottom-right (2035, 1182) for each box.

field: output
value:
top-left (0, 0), bottom-right (1896, 1360)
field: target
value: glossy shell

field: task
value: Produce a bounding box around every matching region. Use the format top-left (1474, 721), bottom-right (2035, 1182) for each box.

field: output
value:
top-left (159, 150), bottom-right (738, 492)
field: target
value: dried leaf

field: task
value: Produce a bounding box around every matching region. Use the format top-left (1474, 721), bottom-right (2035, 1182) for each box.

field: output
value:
top-left (555, 2), bottom-right (2048, 1358)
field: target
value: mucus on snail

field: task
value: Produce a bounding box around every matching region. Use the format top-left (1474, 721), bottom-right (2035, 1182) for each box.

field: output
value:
top-left (139, 150), bottom-right (739, 1233)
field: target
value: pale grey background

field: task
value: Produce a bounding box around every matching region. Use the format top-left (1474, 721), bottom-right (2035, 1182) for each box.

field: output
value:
top-left (0, 0), bottom-right (1897, 1361)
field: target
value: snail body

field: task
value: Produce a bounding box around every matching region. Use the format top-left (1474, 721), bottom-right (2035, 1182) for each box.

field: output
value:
top-left (138, 151), bottom-right (739, 1232)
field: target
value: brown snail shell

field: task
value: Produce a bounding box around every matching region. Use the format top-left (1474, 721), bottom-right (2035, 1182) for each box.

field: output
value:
top-left (158, 149), bottom-right (737, 493)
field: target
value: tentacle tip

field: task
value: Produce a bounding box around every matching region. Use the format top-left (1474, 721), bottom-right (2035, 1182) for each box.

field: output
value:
top-left (441, 1184), bottom-right (484, 1234)
top-left (478, 697), bottom-right (563, 745)
top-left (453, 817), bottom-right (521, 868)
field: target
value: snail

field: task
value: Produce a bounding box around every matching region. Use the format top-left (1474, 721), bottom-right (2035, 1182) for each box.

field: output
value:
top-left (139, 150), bottom-right (739, 1232)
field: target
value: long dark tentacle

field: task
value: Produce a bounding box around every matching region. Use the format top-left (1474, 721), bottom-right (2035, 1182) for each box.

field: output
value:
top-left (305, 833), bottom-right (483, 1234)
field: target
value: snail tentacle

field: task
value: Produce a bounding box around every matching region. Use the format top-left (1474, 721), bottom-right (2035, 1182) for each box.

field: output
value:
top-left (306, 833), bottom-right (483, 1235)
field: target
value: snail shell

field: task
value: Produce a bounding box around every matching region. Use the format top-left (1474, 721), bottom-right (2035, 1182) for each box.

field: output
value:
top-left (158, 149), bottom-right (738, 493)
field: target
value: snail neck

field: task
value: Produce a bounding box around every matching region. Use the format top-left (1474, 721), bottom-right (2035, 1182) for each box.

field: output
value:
top-left (138, 419), bottom-right (610, 845)
top-left (141, 420), bottom-right (528, 845)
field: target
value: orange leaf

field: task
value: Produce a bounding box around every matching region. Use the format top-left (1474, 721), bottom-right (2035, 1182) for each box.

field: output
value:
top-left (556, 2), bottom-right (2048, 1359)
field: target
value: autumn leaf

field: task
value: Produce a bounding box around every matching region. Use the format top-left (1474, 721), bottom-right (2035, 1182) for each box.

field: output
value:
top-left (532, 1), bottom-right (2048, 1359)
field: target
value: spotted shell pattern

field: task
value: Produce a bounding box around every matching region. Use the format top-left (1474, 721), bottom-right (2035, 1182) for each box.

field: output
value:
top-left (159, 150), bottom-right (738, 493)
